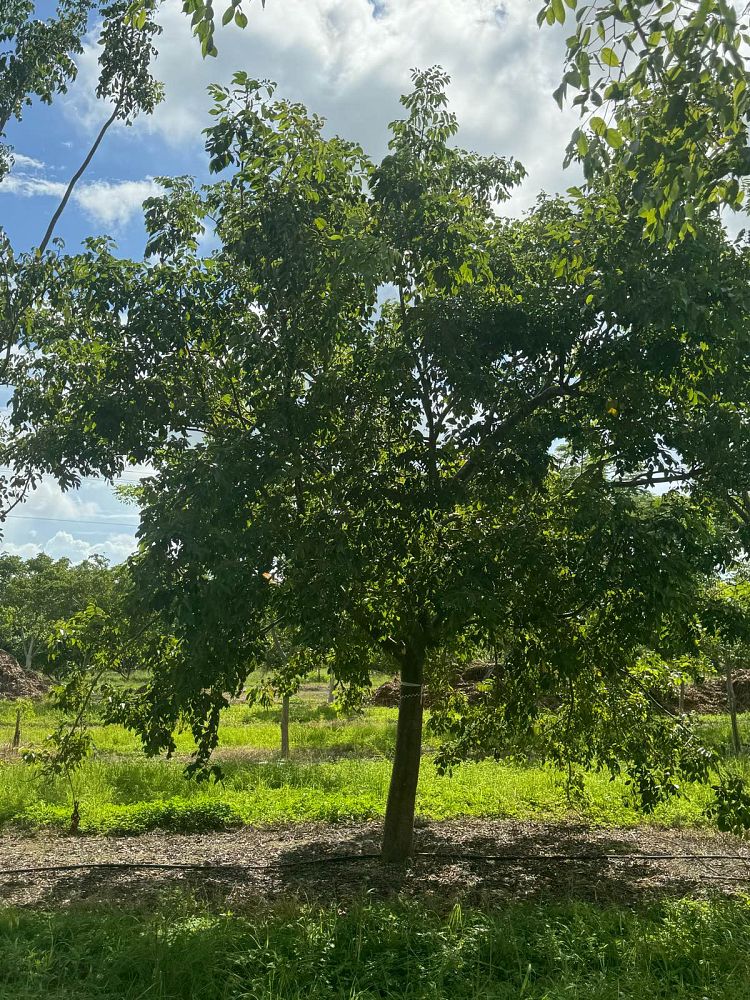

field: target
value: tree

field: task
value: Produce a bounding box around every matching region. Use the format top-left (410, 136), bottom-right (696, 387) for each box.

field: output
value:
top-left (0, 1), bottom-right (163, 521)
top-left (247, 627), bottom-right (323, 760)
top-left (0, 552), bottom-right (118, 671)
top-left (26, 599), bottom-right (179, 831)
top-left (696, 574), bottom-right (750, 756)
top-left (8, 69), bottom-right (750, 858)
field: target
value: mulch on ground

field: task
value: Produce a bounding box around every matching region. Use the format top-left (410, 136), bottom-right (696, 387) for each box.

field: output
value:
top-left (0, 818), bottom-right (748, 909)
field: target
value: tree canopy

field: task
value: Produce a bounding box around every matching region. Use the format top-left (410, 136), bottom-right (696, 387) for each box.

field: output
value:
top-left (8, 67), bottom-right (750, 857)
top-left (0, 552), bottom-right (118, 670)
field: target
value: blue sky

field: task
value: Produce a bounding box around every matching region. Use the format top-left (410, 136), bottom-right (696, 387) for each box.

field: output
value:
top-left (1, 0), bottom-right (583, 563)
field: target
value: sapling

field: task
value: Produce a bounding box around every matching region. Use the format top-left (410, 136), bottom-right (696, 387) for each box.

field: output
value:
top-left (23, 605), bottom-right (137, 832)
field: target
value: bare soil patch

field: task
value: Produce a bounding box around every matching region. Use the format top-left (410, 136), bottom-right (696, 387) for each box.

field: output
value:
top-left (0, 818), bottom-right (748, 910)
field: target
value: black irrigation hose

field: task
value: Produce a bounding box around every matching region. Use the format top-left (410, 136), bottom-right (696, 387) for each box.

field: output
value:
top-left (1, 851), bottom-right (749, 879)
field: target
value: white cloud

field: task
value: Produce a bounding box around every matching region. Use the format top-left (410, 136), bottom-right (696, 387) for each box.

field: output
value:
top-left (2, 530), bottom-right (137, 564)
top-left (67, 0), bottom-right (581, 214)
top-left (12, 153), bottom-right (46, 171)
top-left (0, 473), bottom-right (141, 564)
top-left (13, 478), bottom-right (103, 521)
top-left (72, 179), bottom-right (162, 228)
top-left (0, 172), bottom-right (160, 229)
top-left (1, 174), bottom-right (67, 199)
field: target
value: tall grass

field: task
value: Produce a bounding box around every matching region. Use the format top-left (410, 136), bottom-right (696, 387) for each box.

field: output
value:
top-left (0, 700), bottom-right (400, 757)
top-left (3, 697), bottom-right (746, 760)
top-left (0, 752), bottom-right (729, 834)
top-left (0, 895), bottom-right (749, 998)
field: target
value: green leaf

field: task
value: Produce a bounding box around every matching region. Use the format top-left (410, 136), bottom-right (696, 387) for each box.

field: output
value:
top-left (590, 115), bottom-right (607, 136)
top-left (235, 8), bottom-right (248, 27)
top-left (601, 46), bottom-right (620, 66)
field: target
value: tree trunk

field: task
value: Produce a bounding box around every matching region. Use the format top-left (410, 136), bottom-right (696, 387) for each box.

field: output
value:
top-left (381, 646), bottom-right (425, 862)
top-left (678, 680), bottom-right (685, 717)
top-left (11, 709), bottom-right (20, 751)
top-left (327, 673), bottom-right (335, 704)
top-left (280, 694), bottom-right (290, 759)
top-left (24, 640), bottom-right (34, 672)
top-left (726, 660), bottom-right (742, 756)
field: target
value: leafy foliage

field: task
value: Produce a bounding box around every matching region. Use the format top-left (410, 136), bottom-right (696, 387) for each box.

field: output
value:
top-left (9, 68), bottom-right (750, 849)
top-left (545, 0), bottom-right (750, 239)
top-left (0, 553), bottom-right (118, 671)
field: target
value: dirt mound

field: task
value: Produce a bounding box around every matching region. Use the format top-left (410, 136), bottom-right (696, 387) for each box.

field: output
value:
top-left (372, 666), bottom-right (750, 716)
top-left (370, 679), bottom-right (401, 707)
top-left (0, 649), bottom-right (48, 700)
top-left (679, 671), bottom-right (750, 713)
top-left (370, 663), bottom-right (493, 708)
top-left (461, 661), bottom-right (493, 683)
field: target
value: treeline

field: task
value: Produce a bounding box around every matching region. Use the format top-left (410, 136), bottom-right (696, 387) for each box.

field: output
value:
top-left (0, 554), bottom-right (126, 673)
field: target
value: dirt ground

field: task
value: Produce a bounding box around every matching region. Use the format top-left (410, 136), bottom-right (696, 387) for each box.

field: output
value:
top-left (0, 818), bottom-right (748, 910)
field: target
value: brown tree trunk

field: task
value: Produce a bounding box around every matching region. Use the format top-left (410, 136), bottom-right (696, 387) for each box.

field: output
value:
top-left (726, 660), bottom-right (742, 756)
top-left (381, 646), bottom-right (425, 862)
top-left (280, 694), bottom-right (290, 759)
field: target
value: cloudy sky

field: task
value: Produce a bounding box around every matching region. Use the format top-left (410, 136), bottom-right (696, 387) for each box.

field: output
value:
top-left (1, 0), bottom-right (580, 563)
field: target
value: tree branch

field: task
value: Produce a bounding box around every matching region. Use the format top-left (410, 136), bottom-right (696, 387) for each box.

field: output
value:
top-left (609, 468), bottom-right (699, 488)
top-left (726, 493), bottom-right (750, 527)
top-left (453, 382), bottom-right (577, 485)
top-left (38, 99), bottom-right (122, 256)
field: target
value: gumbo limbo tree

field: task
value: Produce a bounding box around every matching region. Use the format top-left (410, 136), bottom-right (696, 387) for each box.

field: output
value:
top-left (9, 69), bottom-right (750, 858)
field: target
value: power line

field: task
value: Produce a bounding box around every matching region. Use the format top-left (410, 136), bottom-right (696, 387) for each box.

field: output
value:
top-left (2, 513), bottom-right (139, 530)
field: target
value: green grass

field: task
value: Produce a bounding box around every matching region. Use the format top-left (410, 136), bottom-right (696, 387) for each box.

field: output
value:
top-left (0, 752), bottom-right (733, 834)
top-left (3, 694), bottom-right (747, 760)
top-left (692, 713), bottom-right (750, 755)
top-left (1, 694), bottom-right (748, 835)
top-left (0, 698), bottom-right (400, 757)
top-left (1, 895), bottom-right (750, 998)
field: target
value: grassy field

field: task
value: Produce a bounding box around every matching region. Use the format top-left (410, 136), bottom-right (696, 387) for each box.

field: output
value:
top-left (0, 690), bottom-right (748, 835)
top-left (1, 687), bottom-right (750, 1000)
top-left (1, 896), bottom-right (749, 999)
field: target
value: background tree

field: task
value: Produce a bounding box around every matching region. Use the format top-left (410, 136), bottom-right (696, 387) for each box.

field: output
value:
top-left (696, 574), bottom-right (750, 756)
top-left (0, 552), bottom-right (119, 671)
top-left (8, 69), bottom-right (750, 860)
top-left (25, 599), bottom-right (179, 831)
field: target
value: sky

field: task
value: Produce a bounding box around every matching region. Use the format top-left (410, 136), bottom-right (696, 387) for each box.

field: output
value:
top-left (0, 0), bottom-right (581, 563)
